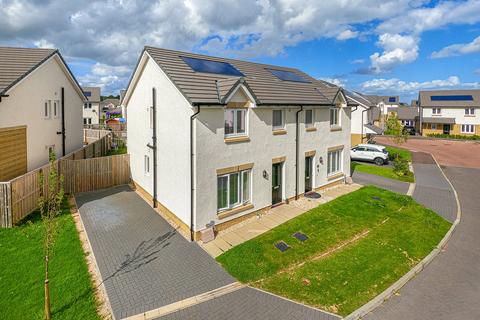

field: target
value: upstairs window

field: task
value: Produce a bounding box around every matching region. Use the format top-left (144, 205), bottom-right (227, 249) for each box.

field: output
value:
top-left (330, 108), bottom-right (340, 126)
top-left (305, 109), bottom-right (314, 128)
top-left (272, 110), bottom-right (284, 130)
top-left (225, 109), bottom-right (246, 136)
top-left (465, 108), bottom-right (475, 116)
top-left (432, 108), bottom-right (441, 115)
top-left (44, 100), bottom-right (51, 119)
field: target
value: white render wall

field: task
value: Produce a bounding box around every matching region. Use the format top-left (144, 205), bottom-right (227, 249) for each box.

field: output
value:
top-left (127, 56), bottom-right (193, 226)
top-left (422, 107), bottom-right (480, 125)
top-left (351, 105), bottom-right (368, 134)
top-left (0, 55), bottom-right (84, 171)
top-left (83, 102), bottom-right (100, 124)
top-left (194, 101), bottom-right (351, 231)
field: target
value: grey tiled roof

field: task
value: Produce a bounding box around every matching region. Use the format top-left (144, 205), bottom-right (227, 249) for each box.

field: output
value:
top-left (0, 47), bottom-right (56, 95)
top-left (419, 89), bottom-right (480, 107)
top-left (365, 95), bottom-right (400, 105)
top-left (144, 46), bottom-right (342, 106)
top-left (422, 117), bottom-right (456, 124)
top-left (397, 106), bottom-right (419, 120)
top-left (82, 86), bottom-right (101, 102)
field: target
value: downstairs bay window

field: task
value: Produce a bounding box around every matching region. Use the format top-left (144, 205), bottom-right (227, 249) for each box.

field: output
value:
top-left (217, 169), bottom-right (251, 212)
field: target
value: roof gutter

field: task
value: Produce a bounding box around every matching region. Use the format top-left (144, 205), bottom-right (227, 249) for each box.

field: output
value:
top-left (0, 94), bottom-right (9, 103)
top-left (190, 104), bottom-right (201, 241)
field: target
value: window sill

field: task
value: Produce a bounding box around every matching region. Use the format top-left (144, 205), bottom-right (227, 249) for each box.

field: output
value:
top-left (327, 172), bottom-right (344, 181)
top-left (330, 126), bottom-right (342, 132)
top-left (272, 129), bottom-right (287, 135)
top-left (306, 127), bottom-right (317, 132)
top-left (464, 115), bottom-right (476, 117)
top-left (432, 114), bottom-right (442, 116)
top-left (218, 203), bottom-right (254, 220)
top-left (224, 136), bottom-right (250, 144)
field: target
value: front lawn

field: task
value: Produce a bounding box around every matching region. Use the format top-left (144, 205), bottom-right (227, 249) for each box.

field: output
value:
top-left (0, 200), bottom-right (100, 319)
top-left (352, 161), bottom-right (414, 183)
top-left (385, 146), bottom-right (412, 162)
top-left (217, 186), bottom-right (450, 316)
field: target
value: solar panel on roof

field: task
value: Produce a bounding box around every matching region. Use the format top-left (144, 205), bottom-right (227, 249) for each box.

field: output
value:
top-left (181, 56), bottom-right (244, 77)
top-left (388, 97), bottom-right (396, 103)
top-left (430, 95), bottom-right (473, 101)
top-left (267, 68), bottom-right (311, 83)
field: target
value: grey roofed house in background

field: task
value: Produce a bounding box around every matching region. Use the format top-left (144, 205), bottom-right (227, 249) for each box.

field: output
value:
top-left (419, 89), bottom-right (480, 107)
top-left (137, 46), bottom-right (354, 106)
top-left (0, 46), bottom-right (86, 101)
top-left (397, 106), bottom-right (419, 120)
top-left (365, 95), bottom-right (400, 105)
top-left (82, 86), bottom-right (101, 102)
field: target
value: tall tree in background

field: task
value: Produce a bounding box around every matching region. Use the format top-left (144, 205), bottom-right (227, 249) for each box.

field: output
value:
top-left (38, 153), bottom-right (64, 320)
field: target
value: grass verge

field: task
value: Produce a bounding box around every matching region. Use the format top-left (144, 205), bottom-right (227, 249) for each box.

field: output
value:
top-left (351, 161), bottom-right (414, 183)
top-left (217, 186), bottom-right (450, 316)
top-left (0, 199), bottom-right (100, 320)
top-left (385, 146), bottom-right (412, 162)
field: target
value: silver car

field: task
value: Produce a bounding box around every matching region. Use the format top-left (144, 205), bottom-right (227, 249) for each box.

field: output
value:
top-left (350, 144), bottom-right (389, 166)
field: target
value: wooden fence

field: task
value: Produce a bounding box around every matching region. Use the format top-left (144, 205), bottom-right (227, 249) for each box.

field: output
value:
top-left (83, 128), bottom-right (111, 145)
top-left (0, 132), bottom-right (131, 227)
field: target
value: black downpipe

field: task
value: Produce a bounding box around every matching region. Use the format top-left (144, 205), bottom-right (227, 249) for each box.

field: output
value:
top-left (190, 105), bottom-right (201, 241)
top-left (361, 108), bottom-right (367, 143)
top-left (295, 106), bottom-right (303, 200)
top-left (147, 88), bottom-right (157, 208)
top-left (61, 87), bottom-right (66, 156)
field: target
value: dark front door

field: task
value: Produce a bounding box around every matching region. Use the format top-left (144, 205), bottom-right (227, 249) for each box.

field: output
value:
top-left (305, 156), bottom-right (313, 193)
top-left (443, 124), bottom-right (451, 135)
top-left (272, 163), bottom-right (283, 205)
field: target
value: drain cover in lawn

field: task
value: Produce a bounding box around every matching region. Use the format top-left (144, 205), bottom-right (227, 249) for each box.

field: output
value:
top-left (372, 196), bottom-right (382, 201)
top-left (293, 232), bottom-right (308, 242)
top-left (275, 241), bottom-right (290, 252)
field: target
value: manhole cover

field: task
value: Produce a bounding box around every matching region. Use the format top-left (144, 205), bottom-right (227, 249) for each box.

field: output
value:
top-left (305, 192), bottom-right (321, 199)
top-left (293, 232), bottom-right (308, 242)
top-left (372, 196), bottom-right (382, 201)
top-left (275, 241), bottom-right (290, 252)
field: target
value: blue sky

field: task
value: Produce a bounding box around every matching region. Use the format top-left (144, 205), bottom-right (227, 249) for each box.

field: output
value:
top-left (1, 0), bottom-right (479, 102)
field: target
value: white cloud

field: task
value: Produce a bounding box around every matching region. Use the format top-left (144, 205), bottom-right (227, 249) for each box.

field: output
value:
top-left (431, 36), bottom-right (480, 58)
top-left (360, 76), bottom-right (480, 95)
top-left (78, 63), bottom-right (132, 94)
top-left (320, 78), bottom-right (346, 87)
top-left (336, 29), bottom-right (358, 41)
top-left (369, 34), bottom-right (419, 73)
top-left (351, 59), bottom-right (365, 64)
top-left (34, 39), bottom-right (55, 49)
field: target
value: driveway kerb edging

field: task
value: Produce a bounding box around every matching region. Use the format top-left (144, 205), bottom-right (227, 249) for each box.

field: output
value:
top-left (344, 153), bottom-right (462, 320)
top-left (72, 196), bottom-right (116, 320)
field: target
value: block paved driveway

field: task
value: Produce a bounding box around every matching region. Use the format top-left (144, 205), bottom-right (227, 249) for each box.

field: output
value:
top-left (76, 186), bottom-right (338, 320)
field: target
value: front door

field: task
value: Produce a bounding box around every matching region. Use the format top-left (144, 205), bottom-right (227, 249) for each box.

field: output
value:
top-left (305, 156), bottom-right (313, 193)
top-left (443, 124), bottom-right (451, 135)
top-left (272, 163), bottom-right (283, 205)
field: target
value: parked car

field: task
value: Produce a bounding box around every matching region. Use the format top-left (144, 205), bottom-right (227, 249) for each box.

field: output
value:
top-left (403, 126), bottom-right (416, 135)
top-left (351, 144), bottom-right (389, 165)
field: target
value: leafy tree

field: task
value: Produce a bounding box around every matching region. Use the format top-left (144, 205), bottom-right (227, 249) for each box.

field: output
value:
top-left (38, 153), bottom-right (64, 320)
top-left (385, 114), bottom-right (408, 145)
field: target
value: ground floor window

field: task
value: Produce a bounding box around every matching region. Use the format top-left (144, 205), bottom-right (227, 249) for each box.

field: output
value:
top-left (217, 169), bottom-right (251, 211)
top-left (327, 150), bottom-right (342, 175)
top-left (402, 120), bottom-right (414, 126)
top-left (461, 124), bottom-right (475, 134)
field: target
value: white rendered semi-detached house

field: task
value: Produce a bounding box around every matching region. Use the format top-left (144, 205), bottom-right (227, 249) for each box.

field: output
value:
top-left (0, 47), bottom-right (85, 181)
top-left (345, 91), bottom-right (383, 146)
top-left (82, 86), bottom-right (101, 125)
top-left (419, 89), bottom-right (480, 136)
top-left (124, 46), bottom-right (356, 240)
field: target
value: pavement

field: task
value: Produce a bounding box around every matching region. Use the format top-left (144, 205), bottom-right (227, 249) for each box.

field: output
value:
top-left (75, 185), bottom-right (338, 320)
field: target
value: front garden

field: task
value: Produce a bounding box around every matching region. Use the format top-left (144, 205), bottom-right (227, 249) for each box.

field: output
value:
top-left (217, 186), bottom-right (450, 316)
top-left (0, 200), bottom-right (100, 319)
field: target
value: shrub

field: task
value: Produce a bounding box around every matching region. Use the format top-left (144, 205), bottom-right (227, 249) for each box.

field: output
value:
top-left (393, 157), bottom-right (409, 176)
top-left (426, 133), bottom-right (480, 140)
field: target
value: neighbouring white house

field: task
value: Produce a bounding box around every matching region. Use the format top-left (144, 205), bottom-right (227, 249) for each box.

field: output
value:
top-left (123, 46), bottom-right (355, 241)
top-left (82, 86), bottom-right (101, 125)
top-left (419, 89), bottom-right (480, 136)
top-left (365, 95), bottom-right (400, 130)
top-left (0, 47), bottom-right (85, 181)
top-left (346, 91), bottom-right (383, 146)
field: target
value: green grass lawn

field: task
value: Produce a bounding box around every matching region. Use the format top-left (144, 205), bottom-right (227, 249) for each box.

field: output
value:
top-left (0, 200), bottom-right (100, 320)
top-left (385, 146), bottom-right (412, 162)
top-left (351, 161), bottom-right (415, 183)
top-left (217, 186), bottom-right (450, 316)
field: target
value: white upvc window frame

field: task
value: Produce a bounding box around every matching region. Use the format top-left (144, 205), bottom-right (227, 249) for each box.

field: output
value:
top-left (144, 155), bottom-right (151, 176)
top-left (330, 107), bottom-right (340, 127)
top-left (461, 124), bottom-right (475, 134)
top-left (217, 169), bottom-right (252, 212)
top-left (53, 100), bottom-right (60, 118)
top-left (44, 100), bottom-right (51, 119)
top-left (465, 108), bottom-right (475, 116)
top-left (327, 149), bottom-right (342, 176)
top-left (305, 109), bottom-right (314, 128)
top-left (432, 107), bottom-right (441, 115)
top-left (272, 109), bottom-right (285, 131)
top-left (224, 108), bottom-right (248, 137)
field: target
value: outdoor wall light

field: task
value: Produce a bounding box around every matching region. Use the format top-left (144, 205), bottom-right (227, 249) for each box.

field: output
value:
top-left (263, 170), bottom-right (269, 179)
